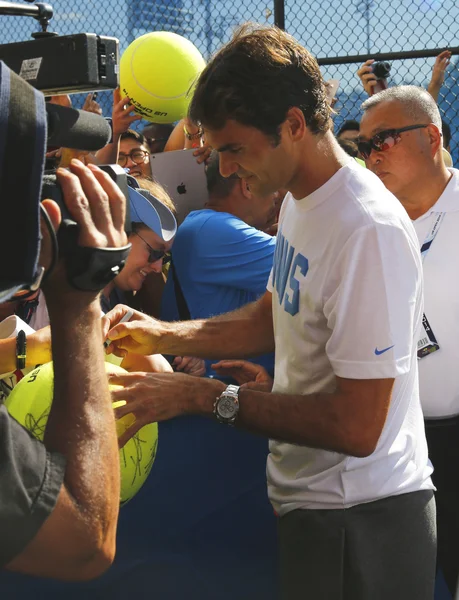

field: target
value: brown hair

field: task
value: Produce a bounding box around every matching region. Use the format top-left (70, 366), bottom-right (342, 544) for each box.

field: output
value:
top-left (136, 177), bottom-right (177, 216)
top-left (189, 24), bottom-right (330, 143)
top-left (120, 129), bottom-right (148, 146)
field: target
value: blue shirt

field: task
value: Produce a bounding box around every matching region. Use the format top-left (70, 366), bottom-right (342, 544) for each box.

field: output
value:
top-left (161, 209), bottom-right (276, 376)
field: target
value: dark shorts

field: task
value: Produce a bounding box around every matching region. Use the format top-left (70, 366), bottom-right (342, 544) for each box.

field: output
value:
top-left (278, 490), bottom-right (436, 600)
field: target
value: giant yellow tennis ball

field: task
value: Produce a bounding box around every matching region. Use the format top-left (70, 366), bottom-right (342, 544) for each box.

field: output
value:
top-left (5, 362), bottom-right (158, 506)
top-left (120, 31), bottom-right (206, 124)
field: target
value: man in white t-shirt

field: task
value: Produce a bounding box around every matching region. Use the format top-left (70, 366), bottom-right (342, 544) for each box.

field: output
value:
top-left (102, 27), bottom-right (436, 599)
top-left (359, 85), bottom-right (458, 597)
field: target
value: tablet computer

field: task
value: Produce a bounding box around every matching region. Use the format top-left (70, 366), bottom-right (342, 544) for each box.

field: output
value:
top-left (150, 149), bottom-right (208, 225)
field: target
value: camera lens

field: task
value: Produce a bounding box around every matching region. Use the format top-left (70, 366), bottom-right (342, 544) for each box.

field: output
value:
top-left (372, 61), bottom-right (391, 80)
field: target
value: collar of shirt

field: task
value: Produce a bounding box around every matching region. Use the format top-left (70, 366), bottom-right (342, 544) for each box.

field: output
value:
top-left (417, 168), bottom-right (459, 223)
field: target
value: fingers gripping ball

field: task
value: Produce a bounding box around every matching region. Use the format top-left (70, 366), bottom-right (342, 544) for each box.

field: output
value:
top-left (5, 362), bottom-right (158, 506)
top-left (120, 31), bottom-right (206, 124)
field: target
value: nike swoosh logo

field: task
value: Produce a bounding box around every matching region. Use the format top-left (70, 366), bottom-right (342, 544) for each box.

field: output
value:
top-left (374, 345), bottom-right (394, 356)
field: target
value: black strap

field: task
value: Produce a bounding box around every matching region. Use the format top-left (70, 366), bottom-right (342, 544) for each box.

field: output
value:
top-left (170, 260), bottom-right (191, 321)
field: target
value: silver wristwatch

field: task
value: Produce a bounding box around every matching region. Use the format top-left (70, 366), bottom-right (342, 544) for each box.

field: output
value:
top-left (213, 384), bottom-right (240, 425)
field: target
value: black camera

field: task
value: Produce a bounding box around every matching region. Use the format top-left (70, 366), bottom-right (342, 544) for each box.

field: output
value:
top-left (372, 61), bottom-right (391, 80)
top-left (0, 2), bottom-right (131, 296)
top-left (41, 164), bottom-right (133, 292)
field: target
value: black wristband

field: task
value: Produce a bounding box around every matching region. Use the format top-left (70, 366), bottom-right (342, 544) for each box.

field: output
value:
top-left (16, 330), bottom-right (26, 370)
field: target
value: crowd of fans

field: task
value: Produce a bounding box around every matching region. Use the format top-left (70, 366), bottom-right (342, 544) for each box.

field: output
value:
top-left (0, 26), bottom-right (458, 600)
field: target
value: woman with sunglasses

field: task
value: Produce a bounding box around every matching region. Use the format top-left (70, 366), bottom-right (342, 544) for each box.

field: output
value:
top-left (100, 184), bottom-right (176, 314)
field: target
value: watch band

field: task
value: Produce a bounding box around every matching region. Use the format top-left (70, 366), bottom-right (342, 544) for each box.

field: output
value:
top-left (16, 329), bottom-right (27, 370)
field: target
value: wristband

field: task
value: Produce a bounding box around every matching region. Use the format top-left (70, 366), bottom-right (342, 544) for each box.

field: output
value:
top-left (16, 330), bottom-right (26, 370)
top-left (183, 124), bottom-right (203, 141)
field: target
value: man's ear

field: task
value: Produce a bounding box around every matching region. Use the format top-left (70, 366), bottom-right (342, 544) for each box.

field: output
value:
top-left (427, 123), bottom-right (443, 157)
top-left (240, 177), bottom-right (252, 200)
top-left (284, 107), bottom-right (307, 142)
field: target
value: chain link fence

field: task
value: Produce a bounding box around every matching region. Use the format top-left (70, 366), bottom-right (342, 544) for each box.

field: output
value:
top-left (0, 0), bottom-right (458, 162)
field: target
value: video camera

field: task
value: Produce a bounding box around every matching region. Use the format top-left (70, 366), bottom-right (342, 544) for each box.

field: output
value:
top-left (0, 1), bottom-right (133, 298)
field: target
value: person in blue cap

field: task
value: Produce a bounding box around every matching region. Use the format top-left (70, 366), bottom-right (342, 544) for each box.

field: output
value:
top-left (100, 182), bottom-right (177, 314)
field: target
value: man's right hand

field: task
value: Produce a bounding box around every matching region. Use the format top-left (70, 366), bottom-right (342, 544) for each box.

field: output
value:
top-left (102, 304), bottom-right (161, 356)
top-left (357, 59), bottom-right (377, 96)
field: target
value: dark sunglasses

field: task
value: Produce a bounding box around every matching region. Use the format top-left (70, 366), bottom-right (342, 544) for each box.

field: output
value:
top-left (134, 232), bottom-right (171, 264)
top-left (357, 124), bottom-right (428, 160)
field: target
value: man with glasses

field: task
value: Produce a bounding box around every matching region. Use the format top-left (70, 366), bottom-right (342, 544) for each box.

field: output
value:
top-left (117, 130), bottom-right (151, 179)
top-left (103, 27), bottom-right (435, 600)
top-left (359, 84), bottom-right (459, 597)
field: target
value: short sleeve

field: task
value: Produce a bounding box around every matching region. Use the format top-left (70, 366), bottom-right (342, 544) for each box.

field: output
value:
top-left (324, 223), bottom-right (421, 379)
top-left (0, 405), bottom-right (66, 567)
top-left (194, 214), bottom-right (275, 294)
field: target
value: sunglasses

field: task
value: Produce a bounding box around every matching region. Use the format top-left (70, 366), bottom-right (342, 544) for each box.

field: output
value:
top-left (134, 232), bottom-right (171, 264)
top-left (357, 124), bottom-right (428, 160)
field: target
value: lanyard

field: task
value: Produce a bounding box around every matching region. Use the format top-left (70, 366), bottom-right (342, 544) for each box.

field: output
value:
top-left (417, 212), bottom-right (445, 360)
top-left (420, 212), bottom-right (445, 262)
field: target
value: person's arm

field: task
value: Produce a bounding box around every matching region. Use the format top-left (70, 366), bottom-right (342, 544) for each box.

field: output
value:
top-left (120, 351), bottom-right (173, 373)
top-left (0, 326), bottom-right (52, 375)
top-left (6, 301), bottom-right (117, 580)
top-left (427, 50), bottom-right (451, 103)
top-left (5, 160), bottom-right (127, 580)
top-left (164, 118), bottom-right (188, 152)
top-left (108, 369), bottom-right (394, 456)
top-left (200, 375), bottom-right (394, 457)
top-left (163, 118), bottom-right (211, 164)
top-left (103, 290), bottom-right (275, 360)
top-left (95, 88), bottom-right (141, 165)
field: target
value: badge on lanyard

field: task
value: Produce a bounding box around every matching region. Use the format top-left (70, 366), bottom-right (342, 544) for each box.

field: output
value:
top-left (417, 213), bottom-right (444, 360)
top-left (417, 313), bottom-right (440, 359)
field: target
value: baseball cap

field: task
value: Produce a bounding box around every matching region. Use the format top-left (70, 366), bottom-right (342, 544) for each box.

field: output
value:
top-left (127, 178), bottom-right (177, 242)
top-left (0, 61), bottom-right (46, 301)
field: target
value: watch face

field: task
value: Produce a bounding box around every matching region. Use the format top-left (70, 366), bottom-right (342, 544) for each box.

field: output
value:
top-left (218, 396), bottom-right (237, 419)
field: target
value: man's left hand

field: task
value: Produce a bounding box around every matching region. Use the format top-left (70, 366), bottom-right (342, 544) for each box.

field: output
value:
top-left (109, 371), bottom-right (224, 447)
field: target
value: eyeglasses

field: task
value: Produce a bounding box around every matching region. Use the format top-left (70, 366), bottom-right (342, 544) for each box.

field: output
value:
top-left (357, 124), bottom-right (428, 160)
top-left (134, 232), bottom-right (171, 264)
top-left (117, 149), bottom-right (149, 168)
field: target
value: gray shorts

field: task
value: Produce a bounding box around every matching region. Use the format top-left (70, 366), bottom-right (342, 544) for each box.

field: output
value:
top-left (278, 490), bottom-right (436, 600)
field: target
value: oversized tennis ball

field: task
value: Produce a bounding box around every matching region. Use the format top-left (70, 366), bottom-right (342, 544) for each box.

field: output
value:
top-left (5, 362), bottom-right (158, 506)
top-left (119, 31), bottom-right (206, 124)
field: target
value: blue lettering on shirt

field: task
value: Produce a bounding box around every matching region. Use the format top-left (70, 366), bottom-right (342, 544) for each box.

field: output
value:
top-left (272, 231), bottom-right (309, 316)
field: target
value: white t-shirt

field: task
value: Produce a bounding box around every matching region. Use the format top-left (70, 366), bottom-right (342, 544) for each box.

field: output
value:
top-left (266, 160), bottom-right (434, 514)
top-left (412, 168), bottom-right (459, 418)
